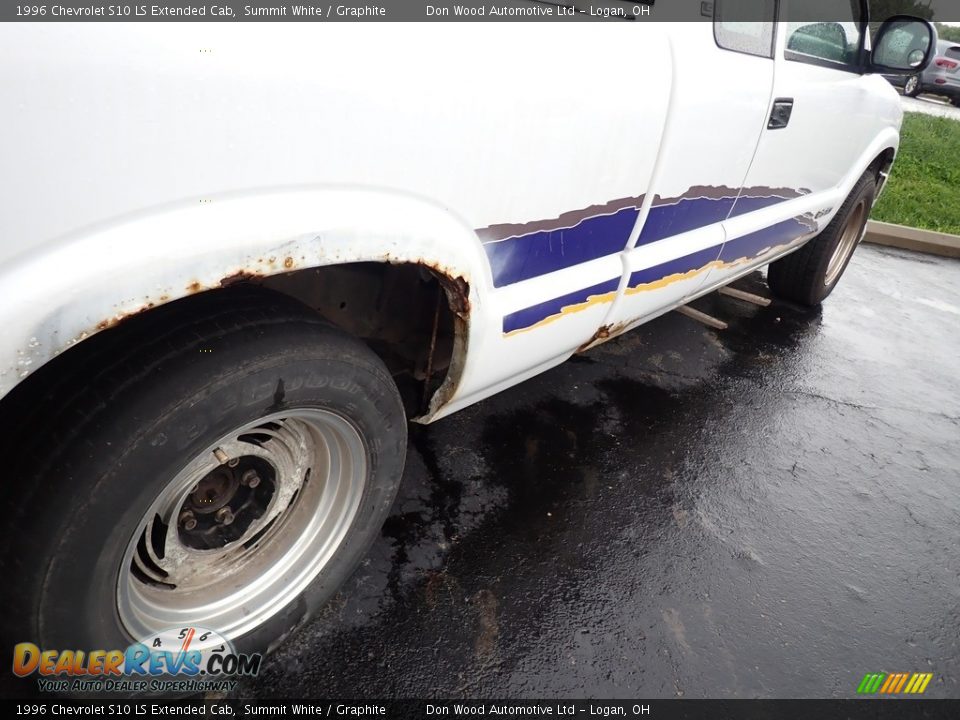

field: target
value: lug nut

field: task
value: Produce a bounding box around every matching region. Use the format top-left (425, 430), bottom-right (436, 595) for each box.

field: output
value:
top-left (215, 507), bottom-right (235, 526)
top-left (240, 469), bottom-right (261, 488)
top-left (228, 458), bottom-right (240, 468)
top-left (179, 511), bottom-right (198, 531)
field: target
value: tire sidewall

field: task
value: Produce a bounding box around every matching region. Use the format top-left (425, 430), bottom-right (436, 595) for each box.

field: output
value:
top-left (15, 328), bottom-right (405, 660)
top-left (811, 175), bottom-right (876, 303)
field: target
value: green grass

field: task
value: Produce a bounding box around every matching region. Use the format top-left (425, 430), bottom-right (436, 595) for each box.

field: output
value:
top-left (872, 112), bottom-right (960, 236)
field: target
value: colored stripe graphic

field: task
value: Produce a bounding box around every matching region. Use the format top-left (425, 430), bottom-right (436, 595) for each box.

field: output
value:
top-left (502, 277), bottom-right (620, 335)
top-left (717, 215), bottom-right (818, 264)
top-left (637, 196), bottom-right (736, 245)
top-left (627, 245), bottom-right (721, 291)
top-left (856, 673), bottom-right (880, 694)
top-left (880, 674), bottom-right (896, 693)
top-left (482, 206), bottom-right (640, 287)
top-left (727, 193), bottom-right (798, 219)
top-left (894, 673), bottom-right (910, 693)
top-left (491, 188), bottom-right (812, 335)
top-left (857, 672), bottom-right (933, 694)
top-left (636, 188), bottom-right (802, 245)
top-left (501, 217), bottom-right (817, 335)
top-left (480, 186), bottom-right (803, 288)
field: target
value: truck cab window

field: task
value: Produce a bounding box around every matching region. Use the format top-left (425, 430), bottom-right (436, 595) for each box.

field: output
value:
top-left (714, 0), bottom-right (777, 58)
top-left (785, 0), bottom-right (864, 69)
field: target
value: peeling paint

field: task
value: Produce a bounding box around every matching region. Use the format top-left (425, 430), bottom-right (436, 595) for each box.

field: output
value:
top-left (416, 263), bottom-right (471, 422)
top-left (94, 300), bottom-right (160, 332)
top-left (220, 269), bottom-right (265, 288)
top-left (430, 268), bottom-right (471, 318)
top-left (1, 185), bottom-right (489, 414)
top-left (41, 254), bottom-right (474, 423)
top-left (578, 321), bottom-right (630, 353)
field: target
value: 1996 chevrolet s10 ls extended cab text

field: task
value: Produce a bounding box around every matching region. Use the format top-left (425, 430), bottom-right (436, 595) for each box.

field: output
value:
top-left (0, 4), bottom-right (936, 668)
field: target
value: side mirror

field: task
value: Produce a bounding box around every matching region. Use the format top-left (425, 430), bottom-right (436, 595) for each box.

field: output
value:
top-left (871, 15), bottom-right (935, 74)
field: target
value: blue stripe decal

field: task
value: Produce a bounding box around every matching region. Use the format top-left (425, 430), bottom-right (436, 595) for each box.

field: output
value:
top-left (482, 187), bottom-right (802, 289)
top-left (502, 215), bottom-right (818, 336)
top-left (628, 245), bottom-right (721, 288)
top-left (483, 207), bottom-right (639, 287)
top-left (502, 277), bottom-right (621, 335)
top-left (718, 215), bottom-right (817, 263)
top-left (727, 194), bottom-right (794, 219)
top-left (637, 197), bottom-right (736, 245)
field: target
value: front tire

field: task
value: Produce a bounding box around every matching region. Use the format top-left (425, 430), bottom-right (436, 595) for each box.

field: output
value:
top-left (767, 171), bottom-right (876, 307)
top-left (0, 289), bottom-right (407, 662)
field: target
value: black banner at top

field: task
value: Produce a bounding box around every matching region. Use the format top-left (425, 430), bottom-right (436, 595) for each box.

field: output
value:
top-left (3, 0), bottom-right (960, 23)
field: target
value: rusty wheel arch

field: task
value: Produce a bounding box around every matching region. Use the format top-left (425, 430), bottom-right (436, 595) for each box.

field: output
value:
top-left (3, 259), bottom-right (470, 428)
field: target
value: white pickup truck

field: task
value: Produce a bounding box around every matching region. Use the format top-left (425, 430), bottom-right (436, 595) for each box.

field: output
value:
top-left (0, 7), bottom-right (935, 667)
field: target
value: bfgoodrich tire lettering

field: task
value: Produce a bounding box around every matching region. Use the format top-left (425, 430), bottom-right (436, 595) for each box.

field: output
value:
top-left (767, 171), bottom-right (876, 307)
top-left (0, 289), bottom-right (407, 661)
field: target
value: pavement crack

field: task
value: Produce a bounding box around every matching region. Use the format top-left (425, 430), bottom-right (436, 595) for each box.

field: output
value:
top-left (904, 504), bottom-right (931, 531)
top-left (783, 389), bottom-right (879, 412)
top-left (782, 389), bottom-right (960, 423)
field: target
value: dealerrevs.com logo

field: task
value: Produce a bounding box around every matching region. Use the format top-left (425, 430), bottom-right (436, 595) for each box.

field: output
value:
top-left (12, 626), bottom-right (261, 694)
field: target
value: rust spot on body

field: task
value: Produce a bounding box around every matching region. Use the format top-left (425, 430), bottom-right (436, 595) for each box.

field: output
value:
top-left (186, 281), bottom-right (202, 294)
top-left (94, 300), bottom-right (166, 332)
top-left (412, 262), bottom-right (471, 421)
top-left (578, 321), bottom-right (628, 353)
top-left (283, 256), bottom-right (294, 269)
top-left (436, 273), bottom-right (470, 317)
top-left (219, 269), bottom-right (263, 287)
top-left (417, 261), bottom-right (470, 317)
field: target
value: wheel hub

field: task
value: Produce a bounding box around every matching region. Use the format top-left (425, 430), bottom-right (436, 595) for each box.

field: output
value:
top-left (117, 409), bottom-right (367, 640)
top-left (178, 457), bottom-right (276, 550)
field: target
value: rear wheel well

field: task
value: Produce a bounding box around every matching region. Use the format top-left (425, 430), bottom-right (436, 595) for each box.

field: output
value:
top-left (261, 261), bottom-right (466, 416)
top-left (0, 262), bottom-right (466, 432)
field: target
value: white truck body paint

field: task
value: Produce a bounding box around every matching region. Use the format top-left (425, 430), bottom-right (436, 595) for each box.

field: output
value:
top-left (0, 16), bottom-right (904, 422)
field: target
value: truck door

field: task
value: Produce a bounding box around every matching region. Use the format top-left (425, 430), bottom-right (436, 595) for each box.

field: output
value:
top-left (705, 0), bottom-right (881, 289)
top-left (598, 4), bottom-right (778, 338)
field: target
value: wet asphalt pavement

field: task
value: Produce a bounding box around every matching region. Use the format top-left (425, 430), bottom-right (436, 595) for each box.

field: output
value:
top-left (238, 244), bottom-right (960, 700)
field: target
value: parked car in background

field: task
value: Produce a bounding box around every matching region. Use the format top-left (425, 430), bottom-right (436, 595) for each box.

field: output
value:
top-left (888, 38), bottom-right (960, 105)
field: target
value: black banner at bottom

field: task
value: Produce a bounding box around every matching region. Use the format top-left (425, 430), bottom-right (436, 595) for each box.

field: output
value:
top-left (3, 700), bottom-right (960, 720)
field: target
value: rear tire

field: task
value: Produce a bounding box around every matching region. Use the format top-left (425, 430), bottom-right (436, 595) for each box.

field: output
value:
top-left (951, 97), bottom-right (960, 108)
top-left (0, 289), bottom-right (407, 669)
top-left (767, 171), bottom-right (875, 307)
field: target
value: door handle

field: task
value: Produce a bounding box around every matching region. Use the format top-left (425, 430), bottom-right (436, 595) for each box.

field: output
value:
top-left (768, 98), bottom-right (794, 129)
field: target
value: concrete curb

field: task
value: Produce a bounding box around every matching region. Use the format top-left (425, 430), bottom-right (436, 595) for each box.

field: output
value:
top-left (863, 220), bottom-right (960, 259)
